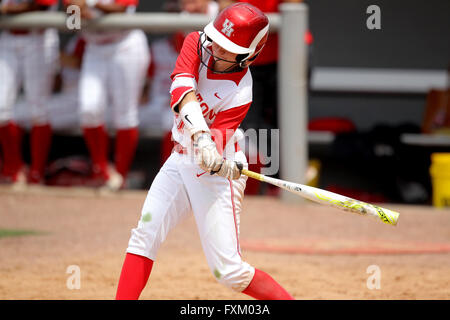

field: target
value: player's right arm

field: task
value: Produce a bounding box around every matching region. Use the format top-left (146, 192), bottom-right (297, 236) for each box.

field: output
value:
top-left (169, 32), bottom-right (224, 173)
top-left (170, 33), bottom-right (208, 138)
top-left (177, 92), bottom-right (224, 174)
top-left (178, 94), bottom-right (242, 180)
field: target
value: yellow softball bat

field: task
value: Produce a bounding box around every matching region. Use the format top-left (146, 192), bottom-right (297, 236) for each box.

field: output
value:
top-left (241, 169), bottom-right (399, 226)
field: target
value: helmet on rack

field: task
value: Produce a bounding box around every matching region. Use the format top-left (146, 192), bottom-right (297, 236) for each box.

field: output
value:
top-left (203, 3), bottom-right (270, 68)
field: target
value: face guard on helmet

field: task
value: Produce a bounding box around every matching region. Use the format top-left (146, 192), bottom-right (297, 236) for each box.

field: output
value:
top-left (198, 3), bottom-right (270, 73)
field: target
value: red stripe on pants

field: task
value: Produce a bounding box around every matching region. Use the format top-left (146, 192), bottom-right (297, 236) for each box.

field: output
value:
top-left (229, 179), bottom-right (241, 257)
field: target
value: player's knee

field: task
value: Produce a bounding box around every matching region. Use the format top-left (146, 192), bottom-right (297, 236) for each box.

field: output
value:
top-left (79, 109), bottom-right (103, 127)
top-left (126, 227), bottom-right (159, 262)
top-left (113, 109), bottom-right (139, 129)
top-left (0, 110), bottom-right (12, 124)
top-left (114, 118), bottom-right (139, 131)
top-left (213, 263), bottom-right (255, 292)
top-left (30, 109), bottom-right (49, 126)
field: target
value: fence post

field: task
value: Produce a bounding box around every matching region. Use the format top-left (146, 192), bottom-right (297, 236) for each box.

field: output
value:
top-left (279, 3), bottom-right (309, 203)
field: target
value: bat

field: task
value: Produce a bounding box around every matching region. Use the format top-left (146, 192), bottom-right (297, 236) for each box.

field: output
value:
top-left (241, 169), bottom-right (399, 226)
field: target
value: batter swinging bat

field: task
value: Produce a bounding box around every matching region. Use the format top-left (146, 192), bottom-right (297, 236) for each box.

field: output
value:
top-left (241, 169), bottom-right (399, 226)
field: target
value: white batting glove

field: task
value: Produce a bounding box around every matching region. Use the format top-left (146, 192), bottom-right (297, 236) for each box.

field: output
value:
top-left (214, 160), bottom-right (243, 180)
top-left (193, 132), bottom-right (223, 173)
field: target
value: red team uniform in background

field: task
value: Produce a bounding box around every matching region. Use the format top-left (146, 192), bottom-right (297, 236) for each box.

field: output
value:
top-left (70, 0), bottom-right (150, 189)
top-left (0, 0), bottom-right (59, 185)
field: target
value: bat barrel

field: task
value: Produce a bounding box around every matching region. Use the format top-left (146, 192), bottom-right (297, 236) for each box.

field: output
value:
top-left (241, 169), bottom-right (400, 226)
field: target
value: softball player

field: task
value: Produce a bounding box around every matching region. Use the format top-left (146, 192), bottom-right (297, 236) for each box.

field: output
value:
top-left (15, 35), bottom-right (86, 132)
top-left (64, 0), bottom-right (150, 190)
top-left (0, 0), bottom-right (59, 185)
top-left (116, 3), bottom-right (294, 300)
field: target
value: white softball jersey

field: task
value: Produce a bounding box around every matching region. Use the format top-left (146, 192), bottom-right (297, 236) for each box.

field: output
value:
top-left (126, 31), bottom-right (256, 292)
top-left (0, 0), bottom-right (59, 125)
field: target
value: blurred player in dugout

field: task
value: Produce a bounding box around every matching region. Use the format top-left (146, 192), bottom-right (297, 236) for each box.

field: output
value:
top-left (14, 34), bottom-right (86, 135)
top-left (64, 0), bottom-right (150, 191)
top-left (0, 0), bottom-right (59, 187)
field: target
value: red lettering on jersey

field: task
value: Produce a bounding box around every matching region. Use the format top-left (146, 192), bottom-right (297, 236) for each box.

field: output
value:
top-left (177, 116), bottom-right (185, 130)
top-left (200, 103), bottom-right (209, 113)
top-left (206, 109), bottom-right (217, 121)
top-left (195, 89), bottom-right (217, 121)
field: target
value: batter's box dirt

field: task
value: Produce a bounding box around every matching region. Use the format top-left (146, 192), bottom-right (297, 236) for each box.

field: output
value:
top-left (1, 188), bottom-right (450, 299)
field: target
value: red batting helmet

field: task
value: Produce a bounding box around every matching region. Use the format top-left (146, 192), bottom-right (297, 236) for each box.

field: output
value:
top-left (204, 3), bottom-right (270, 64)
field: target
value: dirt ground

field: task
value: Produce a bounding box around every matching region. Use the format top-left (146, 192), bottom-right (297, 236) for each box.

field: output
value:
top-left (0, 184), bottom-right (449, 300)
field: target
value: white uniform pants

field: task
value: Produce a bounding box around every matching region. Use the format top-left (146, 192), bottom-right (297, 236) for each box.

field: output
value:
top-left (79, 29), bottom-right (149, 129)
top-left (0, 29), bottom-right (59, 125)
top-left (127, 151), bottom-right (255, 292)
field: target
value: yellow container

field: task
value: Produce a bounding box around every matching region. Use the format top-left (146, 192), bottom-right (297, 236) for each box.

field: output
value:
top-left (430, 153), bottom-right (450, 208)
top-left (306, 159), bottom-right (321, 188)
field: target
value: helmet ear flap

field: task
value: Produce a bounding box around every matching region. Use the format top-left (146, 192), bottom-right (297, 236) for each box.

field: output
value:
top-left (236, 52), bottom-right (260, 68)
top-left (236, 53), bottom-right (250, 68)
top-left (236, 53), bottom-right (249, 63)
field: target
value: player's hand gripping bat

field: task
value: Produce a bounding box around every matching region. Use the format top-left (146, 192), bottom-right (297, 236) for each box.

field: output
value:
top-left (241, 169), bottom-right (399, 226)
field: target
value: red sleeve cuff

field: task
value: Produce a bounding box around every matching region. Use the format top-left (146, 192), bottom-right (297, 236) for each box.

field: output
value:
top-left (170, 86), bottom-right (194, 111)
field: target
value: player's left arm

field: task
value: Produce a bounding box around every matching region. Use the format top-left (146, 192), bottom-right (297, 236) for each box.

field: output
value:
top-left (1, 0), bottom-right (55, 14)
top-left (93, 0), bottom-right (136, 13)
top-left (208, 103), bottom-right (251, 180)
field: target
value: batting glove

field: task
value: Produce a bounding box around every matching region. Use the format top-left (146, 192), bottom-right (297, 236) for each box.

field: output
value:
top-left (213, 160), bottom-right (243, 180)
top-left (193, 132), bottom-right (223, 173)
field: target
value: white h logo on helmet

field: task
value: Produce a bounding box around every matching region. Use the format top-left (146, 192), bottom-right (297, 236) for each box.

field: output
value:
top-left (221, 19), bottom-right (234, 37)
